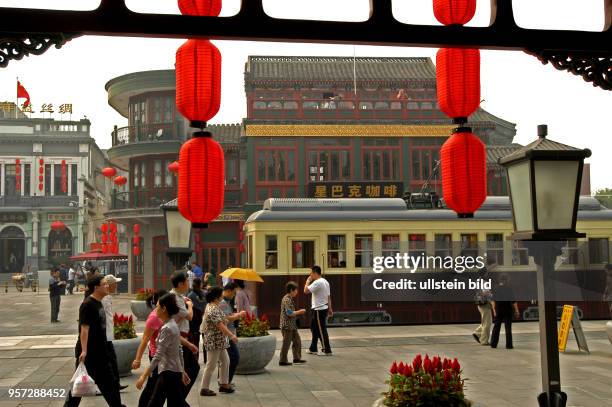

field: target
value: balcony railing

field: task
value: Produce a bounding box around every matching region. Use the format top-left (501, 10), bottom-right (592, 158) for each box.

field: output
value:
top-left (0, 195), bottom-right (79, 207)
top-left (110, 187), bottom-right (245, 211)
top-left (111, 122), bottom-right (185, 147)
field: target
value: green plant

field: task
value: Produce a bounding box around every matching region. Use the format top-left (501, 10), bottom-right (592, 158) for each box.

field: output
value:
top-left (135, 288), bottom-right (154, 302)
top-left (113, 313), bottom-right (136, 340)
top-left (382, 354), bottom-right (470, 407)
top-left (237, 312), bottom-right (269, 337)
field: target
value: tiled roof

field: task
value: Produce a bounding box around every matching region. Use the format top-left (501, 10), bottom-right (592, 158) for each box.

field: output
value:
top-left (487, 144), bottom-right (522, 166)
top-left (204, 124), bottom-right (242, 144)
top-left (499, 136), bottom-right (591, 164)
top-left (245, 56), bottom-right (436, 83)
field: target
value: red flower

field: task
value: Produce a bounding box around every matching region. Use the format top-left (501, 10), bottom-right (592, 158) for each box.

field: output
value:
top-left (128, 315), bottom-right (133, 323)
top-left (452, 358), bottom-right (461, 373)
top-left (442, 358), bottom-right (450, 370)
top-left (412, 354), bottom-right (422, 371)
top-left (403, 364), bottom-right (413, 376)
top-left (261, 314), bottom-right (268, 322)
top-left (444, 369), bottom-right (452, 385)
top-left (390, 361), bottom-right (398, 374)
top-left (432, 356), bottom-right (441, 372)
top-left (398, 362), bottom-right (405, 374)
top-left (423, 355), bottom-right (432, 374)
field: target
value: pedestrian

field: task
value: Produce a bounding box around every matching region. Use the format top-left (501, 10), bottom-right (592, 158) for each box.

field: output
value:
top-left (472, 288), bottom-right (493, 346)
top-left (136, 293), bottom-right (190, 407)
top-left (192, 262), bottom-right (203, 280)
top-left (187, 278), bottom-right (207, 350)
top-left (59, 264), bottom-right (68, 295)
top-left (220, 283), bottom-right (246, 385)
top-left (49, 268), bottom-right (66, 323)
top-left (67, 264), bottom-right (76, 295)
top-left (169, 270), bottom-right (200, 399)
top-left (101, 275), bottom-right (128, 392)
top-left (64, 276), bottom-right (125, 407)
top-left (132, 290), bottom-right (167, 407)
top-left (199, 287), bottom-right (237, 396)
top-left (304, 265), bottom-right (333, 356)
top-left (186, 265), bottom-right (195, 290)
top-left (234, 279), bottom-right (252, 314)
top-left (279, 281), bottom-right (307, 366)
top-left (490, 273), bottom-right (520, 349)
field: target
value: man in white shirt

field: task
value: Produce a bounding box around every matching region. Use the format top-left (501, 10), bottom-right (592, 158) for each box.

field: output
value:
top-left (67, 265), bottom-right (76, 294)
top-left (304, 265), bottom-right (333, 355)
top-left (101, 275), bottom-right (128, 392)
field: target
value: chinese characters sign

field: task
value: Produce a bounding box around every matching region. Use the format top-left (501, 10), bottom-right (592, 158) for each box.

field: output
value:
top-left (21, 103), bottom-right (73, 114)
top-left (308, 182), bottom-right (403, 199)
top-left (0, 212), bottom-right (27, 223)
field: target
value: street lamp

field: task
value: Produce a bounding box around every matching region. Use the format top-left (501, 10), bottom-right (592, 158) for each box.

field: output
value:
top-left (499, 124), bottom-right (591, 407)
top-left (161, 199), bottom-right (193, 269)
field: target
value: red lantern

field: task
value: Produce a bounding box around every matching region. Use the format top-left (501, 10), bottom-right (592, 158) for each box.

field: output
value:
top-left (178, 134), bottom-right (224, 227)
top-left (39, 158), bottom-right (44, 166)
top-left (61, 160), bottom-right (67, 193)
top-left (101, 233), bottom-right (108, 243)
top-left (440, 128), bottom-right (487, 217)
top-left (133, 224), bottom-right (141, 235)
top-left (239, 243), bottom-right (245, 253)
top-left (133, 235), bottom-right (140, 245)
top-left (436, 48), bottom-right (480, 122)
top-left (433, 0), bottom-right (476, 26)
top-left (109, 222), bottom-right (117, 233)
top-left (113, 175), bottom-right (127, 186)
top-left (51, 221), bottom-right (66, 231)
top-left (102, 167), bottom-right (117, 178)
top-left (176, 39), bottom-right (222, 127)
top-left (101, 223), bottom-right (108, 234)
top-left (102, 243), bottom-right (108, 254)
top-left (178, 0), bottom-right (222, 16)
top-left (133, 246), bottom-right (141, 257)
top-left (168, 161), bottom-right (180, 174)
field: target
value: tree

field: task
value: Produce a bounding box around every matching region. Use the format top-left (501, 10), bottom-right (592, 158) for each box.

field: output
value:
top-left (595, 188), bottom-right (612, 209)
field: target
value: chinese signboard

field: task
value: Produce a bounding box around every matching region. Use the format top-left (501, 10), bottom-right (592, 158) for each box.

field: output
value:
top-left (48, 213), bottom-right (75, 222)
top-left (215, 213), bottom-right (246, 222)
top-left (21, 103), bottom-right (73, 114)
top-left (308, 182), bottom-right (403, 199)
top-left (0, 212), bottom-right (27, 223)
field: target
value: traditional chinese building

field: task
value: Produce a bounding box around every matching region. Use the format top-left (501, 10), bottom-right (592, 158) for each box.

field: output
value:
top-left (0, 104), bottom-right (109, 276)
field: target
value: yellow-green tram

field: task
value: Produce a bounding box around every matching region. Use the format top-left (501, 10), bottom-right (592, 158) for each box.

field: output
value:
top-left (244, 197), bottom-right (612, 327)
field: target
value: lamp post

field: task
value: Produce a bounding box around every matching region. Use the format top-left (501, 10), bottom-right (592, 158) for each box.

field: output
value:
top-left (161, 199), bottom-right (193, 270)
top-left (499, 125), bottom-right (591, 407)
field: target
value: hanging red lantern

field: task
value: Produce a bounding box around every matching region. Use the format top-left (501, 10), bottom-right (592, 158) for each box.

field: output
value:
top-left (51, 221), bottom-right (66, 232)
top-left (168, 161), bottom-right (180, 174)
top-left (176, 39), bottom-right (222, 127)
top-left (133, 246), bottom-right (141, 257)
top-left (239, 243), bottom-right (245, 253)
top-left (178, 134), bottom-right (225, 228)
top-left (101, 233), bottom-right (108, 243)
top-left (113, 175), bottom-right (127, 186)
top-left (61, 160), bottom-right (67, 193)
top-left (178, 0), bottom-right (222, 16)
top-left (436, 48), bottom-right (480, 123)
top-left (133, 235), bottom-right (141, 245)
top-left (440, 128), bottom-right (487, 217)
top-left (39, 158), bottom-right (44, 166)
top-left (101, 223), bottom-right (108, 234)
top-left (109, 222), bottom-right (117, 233)
top-left (433, 0), bottom-right (476, 26)
top-left (238, 231), bottom-right (244, 241)
top-left (102, 167), bottom-right (117, 178)
top-left (133, 224), bottom-right (141, 235)
top-left (102, 243), bottom-right (108, 254)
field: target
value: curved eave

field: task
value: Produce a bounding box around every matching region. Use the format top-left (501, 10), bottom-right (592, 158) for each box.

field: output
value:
top-left (106, 140), bottom-right (181, 167)
top-left (105, 70), bottom-right (176, 118)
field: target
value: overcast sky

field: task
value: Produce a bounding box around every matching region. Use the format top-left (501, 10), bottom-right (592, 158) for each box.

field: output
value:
top-left (1, 0), bottom-right (610, 190)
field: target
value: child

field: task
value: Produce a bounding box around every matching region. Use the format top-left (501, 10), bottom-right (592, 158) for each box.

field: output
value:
top-left (279, 281), bottom-right (307, 366)
top-left (136, 293), bottom-right (190, 407)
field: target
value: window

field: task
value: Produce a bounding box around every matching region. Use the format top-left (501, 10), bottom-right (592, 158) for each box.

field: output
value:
top-left (154, 160), bottom-right (162, 187)
top-left (382, 234), bottom-right (400, 258)
top-left (283, 101), bottom-right (298, 109)
top-left (24, 164), bottom-right (31, 196)
top-left (355, 234), bottom-right (373, 268)
top-left (53, 164), bottom-right (68, 196)
top-left (390, 101), bottom-right (402, 110)
top-left (253, 101), bottom-right (267, 109)
top-left (588, 238), bottom-right (609, 264)
top-left (486, 234), bottom-right (504, 266)
top-left (421, 102), bottom-right (433, 109)
top-left (374, 101), bottom-right (389, 109)
top-left (45, 164), bottom-right (52, 195)
top-left (163, 97), bottom-right (174, 122)
top-left (152, 97), bottom-right (161, 122)
top-left (562, 240), bottom-right (580, 265)
top-left (327, 235), bottom-right (346, 268)
top-left (407, 101), bottom-right (419, 110)
top-left (164, 160), bottom-right (173, 187)
top-left (140, 162), bottom-right (146, 188)
top-left (3, 164), bottom-right (17, 196)
top-left (460, 234), bottom-right (478, 258)
top-left (338, 101), bottom-right (355, 110)
top-left (363, 149), bottom-right (400, 180)
top-left (512, 241), bottom-right (529, 266)
top-left (292, 240), bottom-right (315, 269)
top-left (133, 163), bottom-right (139, 187)
top-left (265, 235), bottom-right (278, 269)
top-left (434, 234), bottom-right (452, 259)
top-left (308, 150), bottom-right (351, 181)
top-left (303, 101), bottom-right (319, 110)
top-left (225, 155), bottom-right (239, 185)
top-left (411, 148), bottom-right (440, 181)
top-left (256, 149), bottom-right (296, 182)
top-left (71, 164), bottom-right (77, 195)
top-left (359, 102), bottom-right (373, 110)
top-left (267, 101), bottom-right (282, 109)
top-left (409, 234), bottom-right (426, 258)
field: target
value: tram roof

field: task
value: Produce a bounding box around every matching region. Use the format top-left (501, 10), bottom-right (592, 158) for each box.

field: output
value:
top-left (246, 196), bottom-right (612, 223)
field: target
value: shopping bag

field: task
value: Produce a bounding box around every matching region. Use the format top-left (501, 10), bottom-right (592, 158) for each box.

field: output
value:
top-left (70, 362), bottom-right (98, 397)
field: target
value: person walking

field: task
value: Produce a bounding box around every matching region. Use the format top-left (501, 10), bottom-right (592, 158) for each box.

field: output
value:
top-left (199, 287), bottom-right (236, 396)
top-left (220, 283), bottom-right (246, 386)
top-left (49, 268), bottom-right (65, 323)
top-left (67, 264), bottom-right (76, 295)
top-left (186, 265), bottom-right (195, 290)
top-left (136, 293), bottom-right (190, 407)
top-left (192, 262), bottom-right (203, 280)
top-left (64, 276), bottom-right (125, 407)
top-left (59, 264), bottom-right (68, 295)
top-left (169, 271), bottom-right (199, 399)
top-left (101, 275), bottom-right (128, 392)
top-left (132, 289), bottom-right (167, 407)
top-left (187, 278), bottom-right (207, 351)
top-left (490, 273), bottom-right (520, 349)
top-left (472, 288), bottom-right (493, 345)
top-left (234, 279), bottom-right (251, 314)
top-left (279, 281), bottom-right (307, 366)
top-left (304, 265), bottom-right (333, 356)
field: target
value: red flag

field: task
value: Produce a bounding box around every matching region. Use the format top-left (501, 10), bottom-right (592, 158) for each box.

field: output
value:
top-left (17, 81), bottom-right (30, 107)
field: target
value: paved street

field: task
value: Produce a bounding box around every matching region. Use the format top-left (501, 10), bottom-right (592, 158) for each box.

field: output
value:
top-left (0, 290), bottom-right (611, 406)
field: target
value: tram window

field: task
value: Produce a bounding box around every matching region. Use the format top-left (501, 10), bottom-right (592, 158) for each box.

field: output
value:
top-left (486, 234), bottom-right (504, 266)
top-left (434, 234), bottom-right (452, 259)
top-left (265, 235), bottom-right (278, 269)
top-left (247, 236), bottom-right (253, 268)
top-left (409, 234), bottom-right (426, 258)
top-left (355, 234), bottom-right (373, 268)
top-left (561, 239), bottom-right (580, 265)
top-left (512, 241), bottom-right (529, 266)
top-left (588, 238), bottom-right (609, 264)
top-left (292, 240), bottom-right (315, 269)
top-left (327, 235), bottom-right (346, 268)
top-left (460, 234), bottom-right (479, 258)
top-left (382, 234), bottom-right (400, 258)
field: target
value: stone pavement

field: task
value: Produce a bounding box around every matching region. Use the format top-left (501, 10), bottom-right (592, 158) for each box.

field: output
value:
top-left (0, 290), bottom-right (611, 406)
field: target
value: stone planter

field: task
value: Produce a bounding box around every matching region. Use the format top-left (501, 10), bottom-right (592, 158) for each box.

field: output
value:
top-left (130, 300), bottom-right (152, 321)
top-left (606, 321), bottom-right (612, 344)
top-left (373, 397), bottom-right (475, 406)
top-left (236, 334), bottom-right (276, 374)
top-left (112, 336), bottom-right (141, 377)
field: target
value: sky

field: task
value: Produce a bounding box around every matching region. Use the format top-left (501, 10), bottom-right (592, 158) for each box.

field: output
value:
top-left (1, 0), bottom-right (611, 191)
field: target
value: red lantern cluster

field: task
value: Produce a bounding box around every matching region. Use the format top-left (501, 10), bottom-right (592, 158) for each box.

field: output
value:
top-left (433, 0), bottom-right (476, 26)
top-left (133, 224), bottom-right (141, 257)
top-left (51, 220), bottom-right (66, 232)
top-left (15, 159), bottom-right (21, 193)
top-left (60, 160), bottom-right (68, 193)
top-left (102, 167), bottom-right (117, 178)
top-left (114, 175), bottom-right (127, 187)
top-left (38, 158), bottom-right (44, 191)
top-left (108, 222), bottom-right (118, 254)
top-left (168, 161), bottom-right (179, 174)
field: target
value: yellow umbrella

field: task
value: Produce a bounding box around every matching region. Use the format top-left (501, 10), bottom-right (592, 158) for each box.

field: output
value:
top-left (220, 267), bottom-right (264, 283)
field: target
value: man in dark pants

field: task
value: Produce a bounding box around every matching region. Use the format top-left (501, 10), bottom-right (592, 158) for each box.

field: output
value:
top-left (304, 265), bottom-right (333, 355)
top-left (49, 269), bottom-right (65, 323)
top-left (64, 276), bottom-right (125, 407)
top-left (220, 283), bottom-right (246, 386)
top-left (490, 273), bottom-right (520, 349)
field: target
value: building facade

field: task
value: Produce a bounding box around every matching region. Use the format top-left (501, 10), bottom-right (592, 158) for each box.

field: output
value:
top-left (0, 107), bottom-right (109, 275)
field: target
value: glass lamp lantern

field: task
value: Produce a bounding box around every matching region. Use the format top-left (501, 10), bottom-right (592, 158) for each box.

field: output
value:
top-left (499, 125), bottom-right (591, 240)
top-left (161, 199), bottom-right (193, 268)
